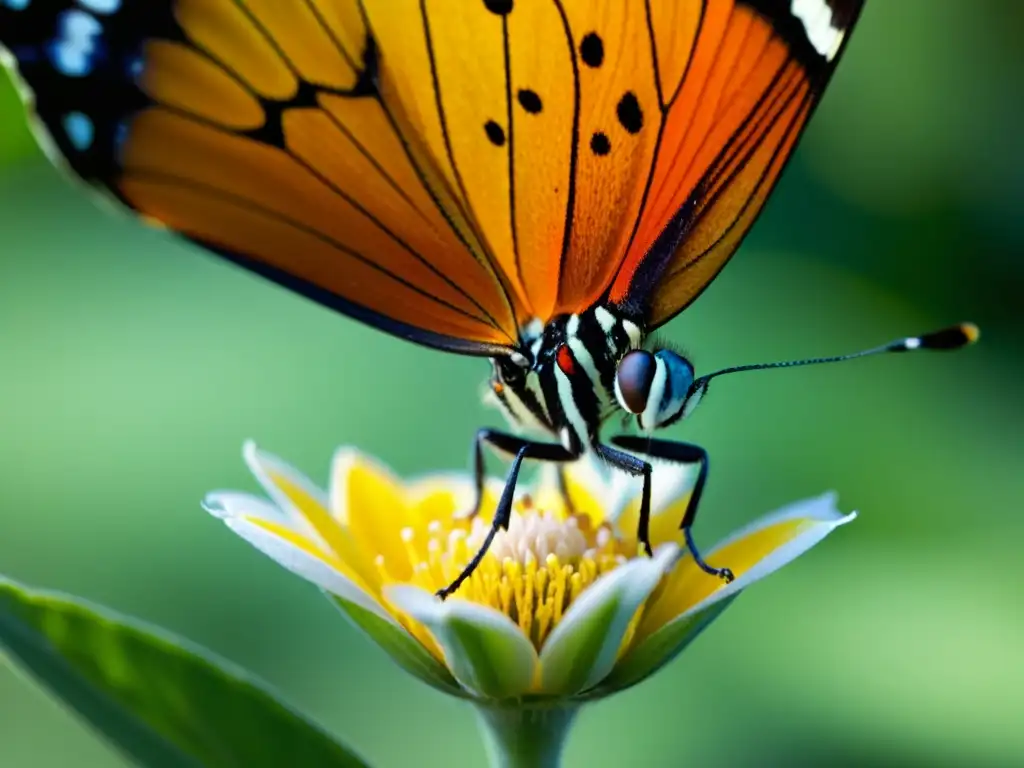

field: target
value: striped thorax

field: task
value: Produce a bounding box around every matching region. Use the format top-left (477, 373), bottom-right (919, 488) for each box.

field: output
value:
top-left (489, 304), bottom-right (701, 455)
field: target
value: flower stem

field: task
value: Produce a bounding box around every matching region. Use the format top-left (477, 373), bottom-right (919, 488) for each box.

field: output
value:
top-left (475, 705), bottom-right (579, 768)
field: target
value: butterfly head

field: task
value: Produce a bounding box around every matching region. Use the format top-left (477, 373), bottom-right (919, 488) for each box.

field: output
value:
top-left (614, 348), bottom-right (704, 432)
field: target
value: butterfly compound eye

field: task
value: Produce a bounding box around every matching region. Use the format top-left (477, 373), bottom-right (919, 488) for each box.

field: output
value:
top-left (615, 350), bottom-right (656, 414)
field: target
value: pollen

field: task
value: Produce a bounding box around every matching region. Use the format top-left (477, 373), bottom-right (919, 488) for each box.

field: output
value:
top-left (380, 499), bottom-right (628, 649)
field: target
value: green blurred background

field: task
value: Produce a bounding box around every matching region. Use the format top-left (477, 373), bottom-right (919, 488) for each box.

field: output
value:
top-left (1, 2), bottom-right (1021, 766)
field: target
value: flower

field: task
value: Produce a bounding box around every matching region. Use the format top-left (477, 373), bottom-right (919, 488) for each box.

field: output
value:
top-left (204, 442), bottom-right (854, 703)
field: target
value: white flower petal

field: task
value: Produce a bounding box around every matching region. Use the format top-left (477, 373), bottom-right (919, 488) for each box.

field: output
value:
top-left (224, 516), bottom-right (393, 623)
top-left (538, 543), bottom-right (679, 695)
top-left (714, 492), bottom-right (850, 550)
top-left (684, 493), bottom-right (856, 621)
top-left (649, 461), bottom-right (697, 516)
top-left (202, 491), bottom-right (286, 524)
top-left (243, 441), bottom-right (327, 543)
top-left (386, 585), bottom-right (538, 700)
top-left (606, 460), bottom-right (694, 525)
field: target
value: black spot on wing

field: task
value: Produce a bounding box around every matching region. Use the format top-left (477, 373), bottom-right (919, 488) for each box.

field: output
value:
top-left (516, 88), bottom-right (542, 114)
top-left (484, 119), bottom-right (506, 146)
top-left (483, 0), bottom-right (514, 15)
top-left (579, 32), bottom-right (604, 68)
top-left (590, 131), bottom-right (610, 156)
top-left (616, 91), bottom-right (643, 134)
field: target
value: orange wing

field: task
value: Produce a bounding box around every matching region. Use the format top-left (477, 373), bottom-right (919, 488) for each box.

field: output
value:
top-left (604, 0), bottom-right (865, 326)
top-left (0, 0), bottom-right (863, 350)
top-left (358, 0), bottom-right (864, 326)
top-left (1, 0), bottom-right (524, 355)
top-left (370, 0), bottom-right (863, 326)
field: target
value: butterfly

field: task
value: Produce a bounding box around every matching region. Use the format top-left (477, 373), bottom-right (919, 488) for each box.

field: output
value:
top-left (0, 0), bottom-right (976, 598)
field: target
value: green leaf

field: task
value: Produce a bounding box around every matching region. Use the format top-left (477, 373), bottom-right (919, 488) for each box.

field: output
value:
top-left (0, 576), bottom-right (369, 768)
top-left (0, 67), bottom-right (40, 168)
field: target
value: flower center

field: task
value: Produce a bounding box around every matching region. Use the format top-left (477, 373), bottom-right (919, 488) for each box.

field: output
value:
top-left (385, 499), bottom-right (628, 649)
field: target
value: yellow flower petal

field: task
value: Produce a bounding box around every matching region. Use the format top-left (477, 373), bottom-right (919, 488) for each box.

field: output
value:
top-left (405, 475), bottom-right (503, 528)
top-left (331, 449), bottom-right (415, 582)
top-left (615, 492), bottom-right (692, 555)
top-left (636, 494), bottom-right (854, 644)
top-left (243, 516), bottom-right (383, 596)
top-left (406, 475), bottom-right (473, 527)
top-left (615, 465), bottom-right (696, 553)
top-left (246, 442), bottom-right (381, 594)
top-left (535, 454), bottom-right (625, 528)
top-left (224, 515), bottom-right (391, 622)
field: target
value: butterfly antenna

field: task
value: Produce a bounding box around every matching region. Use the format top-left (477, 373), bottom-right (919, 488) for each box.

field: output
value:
top-left (696, 323), bottom-right (980, 388)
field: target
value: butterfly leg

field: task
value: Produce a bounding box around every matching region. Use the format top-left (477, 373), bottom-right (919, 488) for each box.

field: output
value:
top-left (464, 428), bottom-right (528, 519)
top-left (438, 431), bottom-right (575, 600)
top-left (594, 443), bottom-right (653, 554)
top-left (609, 436), bottom-right (734, 583)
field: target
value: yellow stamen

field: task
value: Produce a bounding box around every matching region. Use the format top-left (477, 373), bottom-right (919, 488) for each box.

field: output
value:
top-left (377, 499), bottom-right (636, 650)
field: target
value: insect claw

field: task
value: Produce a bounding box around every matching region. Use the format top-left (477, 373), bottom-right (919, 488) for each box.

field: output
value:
top-left (434, 586), bottom-right (453, 601)
top-left (684, 527), bottom-right (733, 582)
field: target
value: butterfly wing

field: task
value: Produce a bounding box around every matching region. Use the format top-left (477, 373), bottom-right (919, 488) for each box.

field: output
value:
top-left (603, 0), bottom-right (866, 327)
top-left (381, 0), bottom-right (864, 327)
top-left (0, 0), bottom-right (523, 356)
top-left (344, 0), bottom-right (865, 325)
top-left (0, 0), bottom-right (863, 351)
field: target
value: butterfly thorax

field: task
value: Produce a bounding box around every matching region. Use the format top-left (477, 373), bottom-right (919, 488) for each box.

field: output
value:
top-left (489, 305), bottom-right (644, 454)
